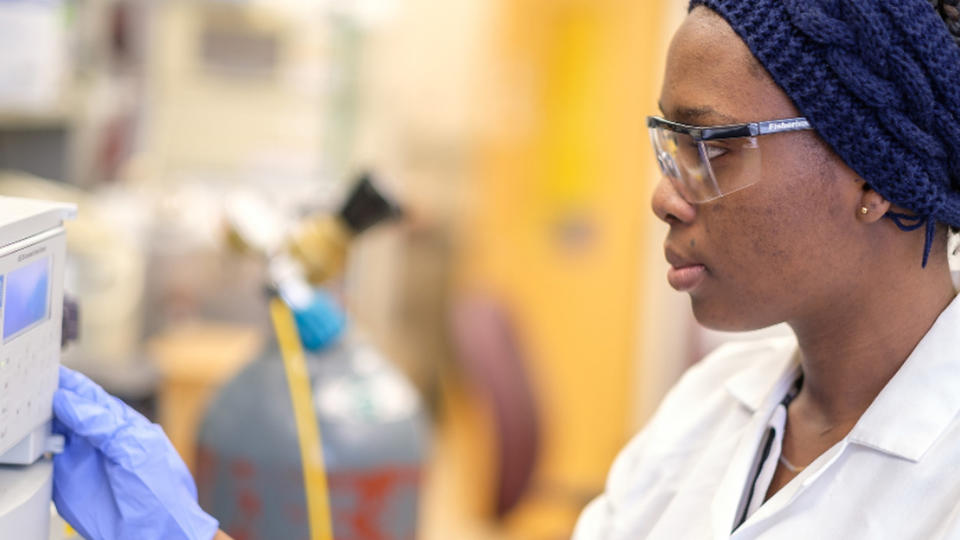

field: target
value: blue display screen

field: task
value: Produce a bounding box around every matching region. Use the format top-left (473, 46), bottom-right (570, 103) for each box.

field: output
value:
top-left (3, 256), bottom-right (50, 340)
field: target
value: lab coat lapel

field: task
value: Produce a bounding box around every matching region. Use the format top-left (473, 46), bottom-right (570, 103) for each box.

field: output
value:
top-left (736, 437), bottom-right (849, 534)
top-left (711, 347), bottom-right (800, 539)
top-left (709, 405), bottom-right (771, 539)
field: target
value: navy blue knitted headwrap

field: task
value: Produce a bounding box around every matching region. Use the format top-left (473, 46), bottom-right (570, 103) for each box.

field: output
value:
top-left (688, 0), bottom-right (960, 267)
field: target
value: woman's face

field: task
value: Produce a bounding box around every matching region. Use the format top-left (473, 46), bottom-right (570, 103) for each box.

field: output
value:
top-left (652, 8), bottom-right (866, 331)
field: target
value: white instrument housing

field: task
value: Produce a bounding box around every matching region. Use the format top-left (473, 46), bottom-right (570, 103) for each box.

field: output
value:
top-left (0, 196), bottom-right (75, 540)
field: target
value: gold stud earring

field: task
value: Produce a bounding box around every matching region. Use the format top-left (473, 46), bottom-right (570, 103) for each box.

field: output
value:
top-left (860, 206), bottom-right (869, 215)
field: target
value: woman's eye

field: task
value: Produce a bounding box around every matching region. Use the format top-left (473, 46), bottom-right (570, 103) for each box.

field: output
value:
top-left (703, 143), bottom-right (729, 160)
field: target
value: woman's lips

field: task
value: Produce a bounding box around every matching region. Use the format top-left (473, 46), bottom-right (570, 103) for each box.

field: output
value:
top-left (667, 264), bottom-right (707, 292)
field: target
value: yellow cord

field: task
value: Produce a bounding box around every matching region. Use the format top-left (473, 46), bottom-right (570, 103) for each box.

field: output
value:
top-left (269, 297), bottom-right (333, 540)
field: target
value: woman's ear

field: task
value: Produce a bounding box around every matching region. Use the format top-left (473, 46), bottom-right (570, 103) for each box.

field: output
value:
top-left (857, 187), bottom-right (891, 223)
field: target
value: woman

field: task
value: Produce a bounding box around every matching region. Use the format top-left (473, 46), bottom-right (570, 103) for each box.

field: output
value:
top-left (575, 0), bottom-right (960, 538)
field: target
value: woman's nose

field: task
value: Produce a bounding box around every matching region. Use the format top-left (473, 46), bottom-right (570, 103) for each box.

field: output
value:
top-left (651, 177), bottom-right (696, 224)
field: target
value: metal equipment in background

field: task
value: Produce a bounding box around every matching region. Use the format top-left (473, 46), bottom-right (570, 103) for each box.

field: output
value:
top-left (197, 173), bottom-right (427, 540)
top-left (0, 197), bottom-right (75, 539)
top-left (287, 172), bottom-right (403, 286)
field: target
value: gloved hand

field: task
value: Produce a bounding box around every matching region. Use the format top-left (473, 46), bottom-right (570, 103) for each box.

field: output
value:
top-left (52, 366), bottom-right (219, 540)
top-left (290, 289), bottom-right (347, 352)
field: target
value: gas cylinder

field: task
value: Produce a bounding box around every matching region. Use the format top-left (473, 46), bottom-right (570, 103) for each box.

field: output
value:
top-left (197, 173), bottom-right (424, 539)
top-left (196, 331), bottom-right (427, 540)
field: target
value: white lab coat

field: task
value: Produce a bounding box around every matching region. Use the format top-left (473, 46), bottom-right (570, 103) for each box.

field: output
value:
top-left (574, 293), bottom-right (960, 539)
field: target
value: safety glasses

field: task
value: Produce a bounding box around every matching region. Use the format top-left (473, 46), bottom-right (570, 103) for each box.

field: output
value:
top-left (647, 116), bottom-right (813, 203)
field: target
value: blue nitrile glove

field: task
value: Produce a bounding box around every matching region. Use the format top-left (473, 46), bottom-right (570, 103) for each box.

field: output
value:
top-left (51, 366), bottom-right (219, 540)
top-left (290, 289), bottom-right (347, 352)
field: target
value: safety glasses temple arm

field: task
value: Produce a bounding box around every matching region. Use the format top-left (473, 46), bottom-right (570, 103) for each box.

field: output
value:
top-left (647, 116), bottom-right (812, 140)
top-left (754, 117), bottom-right (812, 136)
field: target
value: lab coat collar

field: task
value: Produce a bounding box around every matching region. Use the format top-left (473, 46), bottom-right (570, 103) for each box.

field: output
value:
top-left (724, 337), bottom-right (799, 413)
top-left (725, 295), bottom-right (960, 463)
top-left (723, 293), bottom-right (960, 463)
top-left (848, 293), bottom-right (960, 462)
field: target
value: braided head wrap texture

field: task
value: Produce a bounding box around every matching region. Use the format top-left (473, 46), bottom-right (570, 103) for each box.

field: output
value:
top-left (688, 0), bottom-right (960, 266)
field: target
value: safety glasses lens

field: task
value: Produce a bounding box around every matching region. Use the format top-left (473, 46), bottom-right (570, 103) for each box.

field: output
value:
top-left (649, 127), bottom-right (718, 203)
top-left (648, 126), bottom-right (761, 204)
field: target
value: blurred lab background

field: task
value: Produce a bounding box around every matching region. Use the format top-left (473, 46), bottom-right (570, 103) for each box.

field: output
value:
top-left (0, 0), bottom-right (771, 538)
